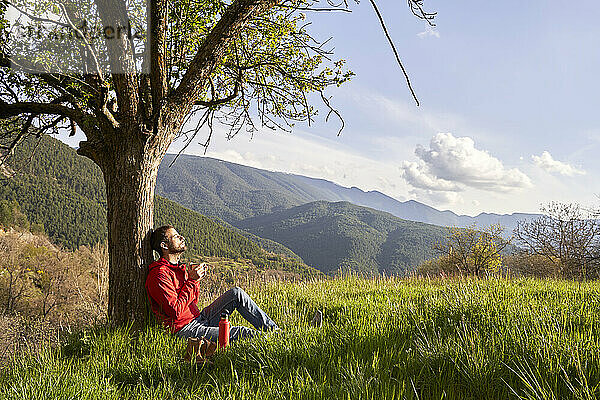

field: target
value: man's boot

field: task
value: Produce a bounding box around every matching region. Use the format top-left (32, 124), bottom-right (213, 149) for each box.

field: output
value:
top-left (184, 337), bottom-right (217, 364)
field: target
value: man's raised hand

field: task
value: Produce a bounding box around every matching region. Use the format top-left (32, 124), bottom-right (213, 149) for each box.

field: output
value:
top-left (187, 263), bottom-right (208, 280)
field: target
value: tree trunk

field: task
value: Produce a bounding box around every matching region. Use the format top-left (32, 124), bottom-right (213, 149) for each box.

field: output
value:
top-left (100, 135), bottom-right (161, 328)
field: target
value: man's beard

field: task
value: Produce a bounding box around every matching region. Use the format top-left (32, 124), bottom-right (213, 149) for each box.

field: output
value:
top-left (169, 243), bottom-right (187, 254)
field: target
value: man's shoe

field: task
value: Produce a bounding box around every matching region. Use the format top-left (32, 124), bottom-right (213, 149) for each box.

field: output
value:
top-left (184, 337), bottom-right (216, 364)
top-left (200, 338), bottom-right (218, 358)
top-left (310, 310), bottom-right (323, 328)
top-left (184, 337), bottom-right (201, 362)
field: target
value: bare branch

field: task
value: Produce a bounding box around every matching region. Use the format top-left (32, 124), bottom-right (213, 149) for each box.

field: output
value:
top-left (279, 5), bottom-right (351, 13)
top-left (4, 1), bottom-right (71, 28)
top-left (0, 100), bottom-right (86, 123)
top-left (514, 202), bottom-right (600, 279)
top-left (59, 4), bottom-right (105, 80)
top-left (194, 76), bottom-right (241, 107)
top-left (369, 0), bottom-right (420, 106)
top-left (320, 91), bottom-right (344, 136)
top-left (408, 0), bottom-right (436, 27)
top-left (169, 107), bottom-right (212, 167)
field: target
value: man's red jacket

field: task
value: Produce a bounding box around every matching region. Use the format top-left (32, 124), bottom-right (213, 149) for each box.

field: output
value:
top-left (146, 257), bottom-right (202, 332)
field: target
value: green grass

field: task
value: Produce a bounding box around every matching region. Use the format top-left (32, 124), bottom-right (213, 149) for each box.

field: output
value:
top-left (3, 277), bottom-right (600, 399)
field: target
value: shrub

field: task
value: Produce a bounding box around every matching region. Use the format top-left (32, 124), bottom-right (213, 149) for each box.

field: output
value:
top-left (505, 252), bottom-right (559, 278)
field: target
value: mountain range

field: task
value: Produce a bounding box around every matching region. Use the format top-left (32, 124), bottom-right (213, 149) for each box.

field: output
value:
top-left (0, 135), bottom-right (315, 275)
top-left (157, 154), bottom-right (538, 233)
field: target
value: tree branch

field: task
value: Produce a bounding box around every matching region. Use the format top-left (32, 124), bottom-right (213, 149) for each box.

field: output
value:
top-left (149, 0), bottom-right (168, 120)
top-left (4, 1), bottom-right (71, 28)
top-left (193, 73), bottom-right (241, 107)
top-left (408, 0), bottom-right (436, 26)
top-left (59, 4), bottom-right (105, 80)
top-left (93, 0), bottom-right (139, 118)
top-left (320, 91), bottom-right (344, 136)
top-left (168, 0), bottom-right (277, 115)
top-left (369, 0), bottom-right (420, 106)
top-left (0, 99), bottom-right (103, 146)
top-left (0, 100), bottom-right (86, 123)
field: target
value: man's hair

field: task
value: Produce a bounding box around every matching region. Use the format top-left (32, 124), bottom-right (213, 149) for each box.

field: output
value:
top-left (150, 225), bottom-right (174, 255)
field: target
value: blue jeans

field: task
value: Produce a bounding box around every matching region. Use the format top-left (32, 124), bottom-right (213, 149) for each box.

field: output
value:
top-left (176, 287), bottom-right (278, 343)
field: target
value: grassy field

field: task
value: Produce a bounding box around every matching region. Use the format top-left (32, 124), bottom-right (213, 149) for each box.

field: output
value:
top-left (2, 276), bottom-right (600, 399)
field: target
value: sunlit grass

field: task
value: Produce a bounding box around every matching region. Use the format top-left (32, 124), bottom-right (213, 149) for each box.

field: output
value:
top-left (2, 277), bottom-right (600, 399)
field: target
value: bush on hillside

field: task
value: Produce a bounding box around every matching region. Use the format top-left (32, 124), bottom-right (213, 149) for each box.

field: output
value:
top-left (416, 256), bottom-right (458, 277)
top-left (432, 224), bottom-right (510, 276)
top-left (515, 202), bottom-right (600, 280)
top-left (0, 225), bottom-right (317, 327)
top-left (504, 252), bottom-right (559, 278)
top-left (0, 231), bottom-right (108, 326)
top-left (0, 199), bottom-right (44, 234)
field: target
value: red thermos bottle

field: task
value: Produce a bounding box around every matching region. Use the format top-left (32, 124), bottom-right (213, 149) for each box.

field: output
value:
top-left (218, 312), bottom-right (230, 348)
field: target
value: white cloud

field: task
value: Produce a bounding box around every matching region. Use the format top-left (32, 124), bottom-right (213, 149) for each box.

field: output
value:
top-left (417, 27), bottom-right (440, 39)
top-left (405, 188), bottom-right (463, 208)
top-left (532, 151), bottom-right (586, 176)
top-left (401, 133), bottom-right (532, 192)
top-left (209, 149), bottom-right (268, 169)
top-left (400, 161), bottom-right (461, 191)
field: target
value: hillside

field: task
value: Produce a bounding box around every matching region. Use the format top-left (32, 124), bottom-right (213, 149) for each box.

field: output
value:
top-left (236, 200), bottom-right (447, 274)
top-left (157, 154), bottom-right (538, 231)
top-left (0, 135), bottom-right (312, 274)
top-left (157, 154), bottom-right (314, 222)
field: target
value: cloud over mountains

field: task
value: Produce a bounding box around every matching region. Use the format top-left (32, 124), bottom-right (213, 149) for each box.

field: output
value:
top-left (532, 151), bottom-right (585, 176)
top-left (401, 133), bottom-right (532, 193)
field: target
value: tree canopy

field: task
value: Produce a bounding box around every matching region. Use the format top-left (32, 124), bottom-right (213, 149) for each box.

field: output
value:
top-left (0, 0), bottom-right (361, 154)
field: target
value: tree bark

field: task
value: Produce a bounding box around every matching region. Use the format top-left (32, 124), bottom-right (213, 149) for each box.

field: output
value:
top-left (99, 132), bottom-right (162, 328)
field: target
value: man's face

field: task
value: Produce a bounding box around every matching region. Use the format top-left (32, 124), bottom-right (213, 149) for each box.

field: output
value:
top-left (162, 228), bottom-right (187, 255)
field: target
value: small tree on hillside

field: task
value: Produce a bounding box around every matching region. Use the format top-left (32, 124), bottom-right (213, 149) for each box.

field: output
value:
top-left (434, 224), bottom-right (510, 276)
top-left (514, 202), bottom-right (600, 280)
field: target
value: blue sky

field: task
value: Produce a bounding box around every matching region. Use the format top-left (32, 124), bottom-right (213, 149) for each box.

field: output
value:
top-left (65, 1), bottom-right (600, 216)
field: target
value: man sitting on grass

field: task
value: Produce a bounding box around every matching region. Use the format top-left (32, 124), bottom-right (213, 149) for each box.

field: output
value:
top-left (146, 225), bottom-right (279, 343)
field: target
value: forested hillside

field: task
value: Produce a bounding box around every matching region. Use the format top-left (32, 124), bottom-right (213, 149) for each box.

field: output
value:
top-left (157, 154), bottom-right (312, 222)
top-left (237, 201), bottom-right (447, 274)
top-left (0, 136), bottom-right (107, 248)
top-left (0, 135), bottom-right (311, 273)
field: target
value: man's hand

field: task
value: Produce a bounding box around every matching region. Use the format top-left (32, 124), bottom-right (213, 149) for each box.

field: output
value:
top-left (187, 263), bottom-right (208, 280)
